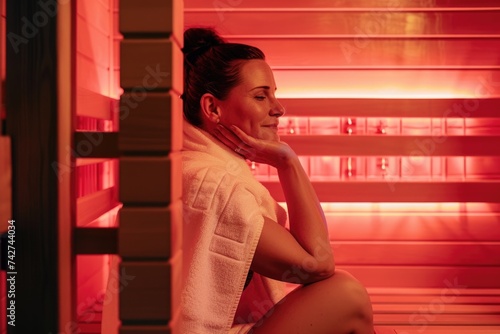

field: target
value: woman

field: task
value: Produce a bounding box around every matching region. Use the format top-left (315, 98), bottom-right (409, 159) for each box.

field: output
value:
top-left (181, 27), bottom-right (374, 334)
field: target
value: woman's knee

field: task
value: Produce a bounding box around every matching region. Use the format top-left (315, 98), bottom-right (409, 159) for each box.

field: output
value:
top-left (321, 270), bottom-right (373, 322)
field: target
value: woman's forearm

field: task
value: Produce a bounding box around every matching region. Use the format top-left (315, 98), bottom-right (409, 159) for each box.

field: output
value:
top-left (277, 156), bottom-right (335, 274)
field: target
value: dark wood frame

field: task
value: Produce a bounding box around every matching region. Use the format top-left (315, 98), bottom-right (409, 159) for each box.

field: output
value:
top-left (5, 1), bottom-right (76, 333)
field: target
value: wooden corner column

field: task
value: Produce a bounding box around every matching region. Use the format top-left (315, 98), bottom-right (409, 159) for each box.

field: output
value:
top-left (118, 0), bottom-right (183, 333)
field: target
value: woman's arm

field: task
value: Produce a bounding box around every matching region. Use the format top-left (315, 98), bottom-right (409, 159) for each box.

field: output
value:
top-left (213, 125), bottom-right (334, 284)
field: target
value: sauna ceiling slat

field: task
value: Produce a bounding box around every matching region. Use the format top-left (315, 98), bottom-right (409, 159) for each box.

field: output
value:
top-left (185, 0), bottom-right (500, 9)
top-left (228, 37), bottom-right (500, 68)
top-left (185, 11), bottom-right (500, 36)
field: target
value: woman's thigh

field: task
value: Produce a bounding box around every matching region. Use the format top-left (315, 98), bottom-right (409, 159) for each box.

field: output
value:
top-left (250, 270), bottom-right (374, 334)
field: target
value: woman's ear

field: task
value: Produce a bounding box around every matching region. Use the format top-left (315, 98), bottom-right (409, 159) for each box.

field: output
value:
top-left (200, 93), bottom-right (221, 125)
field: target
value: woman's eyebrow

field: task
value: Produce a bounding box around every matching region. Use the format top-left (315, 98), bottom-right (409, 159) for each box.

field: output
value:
top-left (249, 85), bottom-right (277, 92)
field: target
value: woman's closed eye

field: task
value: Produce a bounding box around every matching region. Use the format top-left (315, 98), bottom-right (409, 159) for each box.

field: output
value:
top-left (255, 95), bottom-right (266, 101)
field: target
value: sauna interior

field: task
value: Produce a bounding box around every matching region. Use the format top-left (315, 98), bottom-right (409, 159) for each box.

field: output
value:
top-left (1, 0), bottom-right (500, 333)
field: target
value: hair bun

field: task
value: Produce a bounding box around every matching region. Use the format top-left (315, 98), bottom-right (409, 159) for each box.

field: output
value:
top-left (183, 27), bottom-right (225, 63)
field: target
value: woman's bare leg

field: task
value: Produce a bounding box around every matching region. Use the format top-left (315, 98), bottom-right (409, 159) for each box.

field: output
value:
top-left (250, 270), bottom-right (374, 334)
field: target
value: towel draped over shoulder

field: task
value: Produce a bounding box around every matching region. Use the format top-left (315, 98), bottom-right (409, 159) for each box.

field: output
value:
top-left (181, 121), bottom-right (288, 333)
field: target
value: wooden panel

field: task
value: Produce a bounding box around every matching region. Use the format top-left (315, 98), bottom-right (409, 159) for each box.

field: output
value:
top-left (120, 0), bottom-right (174, 35)
top-left (77, 188), bottom-right (118, 226)
top-left (76, 55), bottom-right (112, 96)
top-left (185, 0), bottom-right (500, 9)
top-left (263, 181), bottom-right (500, 202)
top-left (375, 313), bottom-right (500, 326)
top-left (120, 326), bottom-right (172, 334)
top-left (74, 131), bottom-right (119, 158)
top-left (76, 87), bottom-right (115, 119)
top-left (75, 227), bottom-right (118, 254)
top-left (119, 154), bottom-right (182, 205)
top-left (327, 213), bottom-right (500, 241)
top-left (6, 1), bottom-right (61, 330)
top-left (77, 0), bottom-right (111, 36)
top-left (0, 136), bottom-right (10, 232)
top-left (340, 265), bottom-right (500, 288)
top-left (281, 135), bottom-right (500, 156)
top-left (185, 11), bottom-right (500, 36)
top-left (332, 241), bottom-right (500, 265)
top-left (120, 257), bottom-right (178, 322)
top-left (119, 201), bottom-right (182, 259)
top-left (391, 327), bottom-right (500, 334)
top-left (271, 69), bottom-right (500, 98)
top-left (120, 38), bottom-right (183, 93)
top-left (76, 15), bottom-right (111, 68)
top-left (229, 37), bottom-right (500, 68)
top-left (276, 98), bottom-right (500, 118)
top-left (119, 91), bottom-right (183, 153)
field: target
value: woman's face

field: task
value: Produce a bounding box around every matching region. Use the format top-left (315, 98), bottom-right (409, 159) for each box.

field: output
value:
top-left (218, 59), bottom-right (285, 141)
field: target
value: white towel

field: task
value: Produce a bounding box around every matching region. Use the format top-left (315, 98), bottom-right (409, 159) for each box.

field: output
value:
top-left (181, 121), bottom-right (287, 333)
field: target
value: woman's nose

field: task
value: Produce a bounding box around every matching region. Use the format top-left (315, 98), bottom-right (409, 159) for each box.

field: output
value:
top-left (271, 99), bottom-right (286, 117)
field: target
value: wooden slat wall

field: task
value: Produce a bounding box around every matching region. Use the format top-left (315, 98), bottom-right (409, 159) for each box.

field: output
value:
top-left (74, 2), bottom-right (122, 333)
top-left (118, 0), bottom-right (183, 333)
top-left (185, 1), bottom-right (500, 330)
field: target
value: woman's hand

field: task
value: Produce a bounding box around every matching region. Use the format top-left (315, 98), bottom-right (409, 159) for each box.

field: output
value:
top-left (213, 124), bottom-right (297, 170)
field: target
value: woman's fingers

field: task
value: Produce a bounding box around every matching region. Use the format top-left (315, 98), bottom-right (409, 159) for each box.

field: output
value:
top-left (213, 124), bottom-right (251, 156)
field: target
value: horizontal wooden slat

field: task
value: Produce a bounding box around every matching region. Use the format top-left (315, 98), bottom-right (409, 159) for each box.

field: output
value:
top-left (74, 227), bottom-right (118, 254)
top-left (277, 98), bottom-right (500, 118)
top-left (76, 158), bottom-right (114, 167)
top-left (74, 132), bottom-right (119, 158)
top-left (228, 37), bottom-right (500, 68)
top-left (76, 15), bottom-right (110, 68)
top-left (185, 11), bottom-right (500, 36)
top-left (76, 87), bottom-right (116, 119)
top-left (340, 265), bottom-right (500, 288)
top-left (332, 241), bottom-right (500, 265)
top-left (389, 327), bottom-right (500, 334)
top-left (263, 181), bottom-right (500, 202)
top-left (77, 188), bottom-right (119, 226)
top-left (185, 0), bottom-right (500, 9)
top-left (374, 313), bottom-right (500, 326)
top-left (368, 287), bottom-right (500, 304)
top-left (374, 303), bottom-right (500, 314)
top-left (271, 69), bottom-right (500, 98)
top-left (280, 135), bottom-right (500, 156)
top-left (326, 213), bottom-right (500, 241)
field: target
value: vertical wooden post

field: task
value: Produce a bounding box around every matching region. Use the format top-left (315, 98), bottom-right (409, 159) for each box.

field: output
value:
top-left (5, 0), bottom-right (74, 333)
top-left (118, 0), bottom-right (183, 333)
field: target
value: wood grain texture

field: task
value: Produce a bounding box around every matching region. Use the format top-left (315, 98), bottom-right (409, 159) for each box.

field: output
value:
top-left (119, 256), bottom-right (181, 322)
top-left (119, 154), bottom-right (182, 205)
top-left (118, 201), bottom-right (182, 259)
top-left (120, 38), bottom-right (183, 93)
top-left (5, 1), bottom-right (60, 331)
top-left (119, 91), bottom-right (183, 153)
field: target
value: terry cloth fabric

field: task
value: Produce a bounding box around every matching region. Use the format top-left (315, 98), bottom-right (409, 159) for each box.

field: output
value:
top-left (181, 120), bottom-right (288, 334)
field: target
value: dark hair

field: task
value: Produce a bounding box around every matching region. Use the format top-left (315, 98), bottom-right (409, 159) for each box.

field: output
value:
top-left (182, 27), bottom-right (265, 126)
